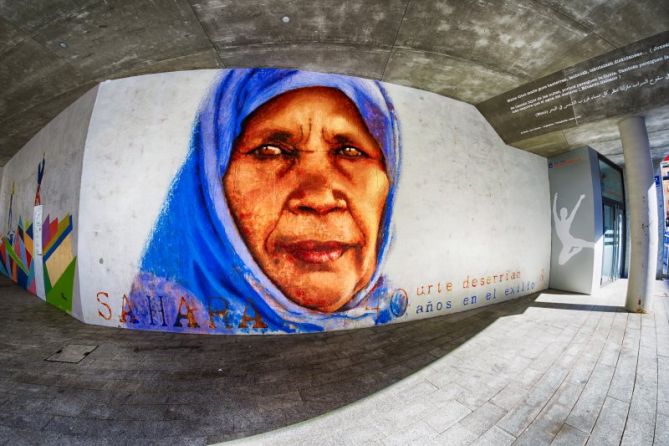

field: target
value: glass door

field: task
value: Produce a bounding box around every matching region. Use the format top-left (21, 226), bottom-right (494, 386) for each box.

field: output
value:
top-left (598, 156), bottom-right (625, 287)
top-left (601, 198), bottom-right (624, 286)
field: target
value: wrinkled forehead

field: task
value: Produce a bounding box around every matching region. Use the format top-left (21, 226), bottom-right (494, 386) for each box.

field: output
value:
top-left (238, 86), bottom-right (381, 146)
top-left (205, 69), bottom-right (398, 180)
top-left (249, 93), bottom-right (386, 147)
top-left (237, 76), bottom-right (392, 152)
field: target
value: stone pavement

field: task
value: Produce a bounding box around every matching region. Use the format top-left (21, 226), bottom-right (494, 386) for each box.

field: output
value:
top-left (0, 276), bottom-right (530, 445)
top-left (0, 275), bottom-right (667, 445)
top-left (223, 280), bottom-right (669, 446)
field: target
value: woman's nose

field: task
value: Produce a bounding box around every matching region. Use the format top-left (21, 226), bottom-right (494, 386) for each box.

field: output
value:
top-left (286, 159), bottom-right (347, 215)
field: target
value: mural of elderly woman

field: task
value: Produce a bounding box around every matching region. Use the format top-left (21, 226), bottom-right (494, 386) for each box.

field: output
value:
top-left (125, 68), bottom-right (406, 334)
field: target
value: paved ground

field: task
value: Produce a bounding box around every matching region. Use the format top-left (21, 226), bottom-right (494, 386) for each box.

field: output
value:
top-left (0, 276), bottom-right (529, 445)
top-left (0, 277), bottom-right (667, 445)
top-left (225, 279), bottom-right (669, 446)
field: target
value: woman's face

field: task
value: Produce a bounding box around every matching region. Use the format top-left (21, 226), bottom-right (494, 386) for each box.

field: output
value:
top-left (224, 87), bottom-right (390, 312)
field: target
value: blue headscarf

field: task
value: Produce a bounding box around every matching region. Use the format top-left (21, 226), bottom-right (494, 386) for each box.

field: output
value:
top-left (126, 68), bottom-right (402, 333)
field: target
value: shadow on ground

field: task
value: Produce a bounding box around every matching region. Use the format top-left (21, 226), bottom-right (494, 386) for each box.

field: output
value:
top-left (1, 277), bottom-right (549, 445)
top-left (532, 289), bottom-right (627, 312)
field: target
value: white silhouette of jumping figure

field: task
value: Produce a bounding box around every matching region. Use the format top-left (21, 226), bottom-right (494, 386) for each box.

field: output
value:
top-left (553, 193), bottom-right (594, 265)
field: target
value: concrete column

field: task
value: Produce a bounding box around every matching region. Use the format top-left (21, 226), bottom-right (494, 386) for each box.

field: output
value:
top-left (619, 116), bottom-right (657, 312)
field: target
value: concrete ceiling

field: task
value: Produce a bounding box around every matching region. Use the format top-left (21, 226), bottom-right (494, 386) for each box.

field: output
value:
top-left (1, 0), bottom-right (668, 166)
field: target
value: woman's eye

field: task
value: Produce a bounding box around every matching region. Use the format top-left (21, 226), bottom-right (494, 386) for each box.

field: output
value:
top-left (250, 145), bottom-right (284, 158)
top-left (337, 146), bottom-right (365, 158)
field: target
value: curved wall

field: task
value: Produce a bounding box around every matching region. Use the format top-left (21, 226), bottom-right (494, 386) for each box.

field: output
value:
top-left (1, 69), bottom-right (551, 334)
top-left (0, 86), bottom-right (97, 320)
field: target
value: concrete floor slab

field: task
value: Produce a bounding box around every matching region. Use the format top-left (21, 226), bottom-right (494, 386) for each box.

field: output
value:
top-left (45, 344), bottom-right (97, 363)
top-left (224, 280), bottom-right (669, 446)
top-left (1, 276), bottom-right (668, 445)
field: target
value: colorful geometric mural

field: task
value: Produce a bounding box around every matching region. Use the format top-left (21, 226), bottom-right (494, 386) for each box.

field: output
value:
top-left (0, 214), bottom-right (76, 313)
top-left (0, 154), bottom-right (77, 314)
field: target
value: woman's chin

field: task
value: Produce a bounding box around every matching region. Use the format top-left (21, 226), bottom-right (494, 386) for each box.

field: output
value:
top-left (261, 250), bottom-right (376, 312)
top-left (280, 276), bottom-right (358, 313)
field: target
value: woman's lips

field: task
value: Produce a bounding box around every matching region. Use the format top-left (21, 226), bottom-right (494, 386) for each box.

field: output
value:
top-left (280, 241), bottom-right (353, 264)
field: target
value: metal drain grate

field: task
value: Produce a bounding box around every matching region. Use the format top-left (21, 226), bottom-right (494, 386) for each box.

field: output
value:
top-left (46, 344), bottom-right (98, 363)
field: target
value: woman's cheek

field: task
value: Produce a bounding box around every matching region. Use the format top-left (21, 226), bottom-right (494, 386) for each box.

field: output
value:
top-left (224, 156), bottom-right (293, 261)
top-left (228, 160), bottom-right (276, 193)
top-left (355, 166), bottom-right (389, 208)
top-left (358, 168), bottom-right (389, 246)
top-left (236, 160), bottom-right (275, 184)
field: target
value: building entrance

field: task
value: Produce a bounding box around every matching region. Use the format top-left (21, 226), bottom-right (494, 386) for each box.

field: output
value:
top-left (601, 199), bottom-right (625, 285)
top-left (598, 157), bottom-right (625, 287)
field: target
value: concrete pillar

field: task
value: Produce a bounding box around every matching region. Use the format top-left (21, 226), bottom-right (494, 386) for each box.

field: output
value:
top-left (619, 116), bottom-right (657, 312)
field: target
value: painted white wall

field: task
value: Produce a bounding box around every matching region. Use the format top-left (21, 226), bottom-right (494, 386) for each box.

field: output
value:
top-left (0, 86), bottom-right (98, 319)
top-left (547, 147), bottom-right (604, 294)
top-left (77, 71), bottom-right (219, 324)
top-left (76, 70), bottom-right (551, 330)
top-left (383, 84), bottom-right (550, 318)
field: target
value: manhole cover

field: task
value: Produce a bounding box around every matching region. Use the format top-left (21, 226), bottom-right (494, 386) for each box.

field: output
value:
top-left (46, 345), bottom-right (98, 363)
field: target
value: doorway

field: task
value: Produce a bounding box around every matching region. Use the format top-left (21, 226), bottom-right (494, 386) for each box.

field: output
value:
top-left (598, 156), bottom-right (625, 287)
top-left (601, 198), bottom-right (624, 286)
